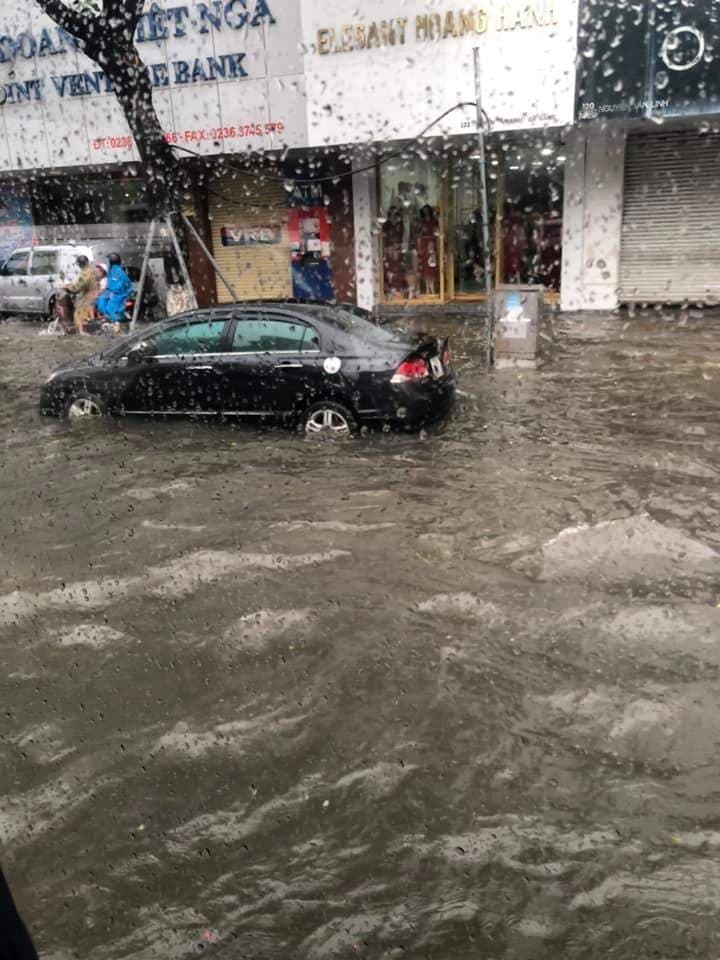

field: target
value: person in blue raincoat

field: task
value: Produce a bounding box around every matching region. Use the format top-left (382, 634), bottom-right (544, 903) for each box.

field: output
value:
top-left (96, 252), bottom-right (134, 334)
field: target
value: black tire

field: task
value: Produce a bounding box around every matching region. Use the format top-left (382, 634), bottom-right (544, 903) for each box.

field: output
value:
top-left (302, 400), bottom-right (357, 437)
top-left (63, 392), bottom-right (107, 421)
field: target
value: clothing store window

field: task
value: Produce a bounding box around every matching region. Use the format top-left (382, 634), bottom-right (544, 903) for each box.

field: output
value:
top-left (379, 157), bottom-right (442, 301)
top-left (377, 140), bottom-right (564, 304)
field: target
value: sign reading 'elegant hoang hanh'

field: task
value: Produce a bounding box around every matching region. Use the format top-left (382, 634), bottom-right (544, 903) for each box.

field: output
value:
top-left (315, 2), bottom-right (558, 54)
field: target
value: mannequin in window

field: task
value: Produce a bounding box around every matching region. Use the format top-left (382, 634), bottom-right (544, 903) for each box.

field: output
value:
top-left (415, 204), bottom-right (439, 295)
top-left (383, 205), bottom-right (406, 298)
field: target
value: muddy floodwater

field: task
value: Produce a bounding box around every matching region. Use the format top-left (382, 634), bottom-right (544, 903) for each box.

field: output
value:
top-left (2, 312), bottom-right (720, 959)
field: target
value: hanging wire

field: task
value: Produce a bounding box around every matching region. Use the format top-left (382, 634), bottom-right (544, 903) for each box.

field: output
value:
top-left (172, 101), bottom-right (490, 195)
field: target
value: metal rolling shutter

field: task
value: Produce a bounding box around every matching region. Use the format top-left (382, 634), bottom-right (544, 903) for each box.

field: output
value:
top-left (210, 172), bottom-right (292, 303)
top-left (619, 132), bottom-right (720, 303)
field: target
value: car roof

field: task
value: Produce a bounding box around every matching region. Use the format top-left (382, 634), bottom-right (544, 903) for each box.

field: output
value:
top-left (210, 301), bottom-right (364, 319)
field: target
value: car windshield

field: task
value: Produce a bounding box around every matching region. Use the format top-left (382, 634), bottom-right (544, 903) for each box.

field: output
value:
top-left (3, 2), bottom-right (716, 959)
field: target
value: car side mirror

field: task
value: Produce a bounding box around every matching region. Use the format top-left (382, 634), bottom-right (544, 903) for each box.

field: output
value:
top-left (127, 341), bottom-right (156, 364)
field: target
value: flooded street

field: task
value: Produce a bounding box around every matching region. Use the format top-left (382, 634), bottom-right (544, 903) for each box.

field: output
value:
top-left (2, 312), bottom-right (720, 959)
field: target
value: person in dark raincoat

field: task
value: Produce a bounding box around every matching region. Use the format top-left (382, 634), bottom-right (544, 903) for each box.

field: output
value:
top-left (96, 252), bottom-right (134, 334)
top-left (0, 867), bottom-right (38, 959)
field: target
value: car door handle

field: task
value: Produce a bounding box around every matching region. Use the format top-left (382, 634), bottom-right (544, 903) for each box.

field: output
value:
top-left (274, 361), bottom-right (303, 369)
top-left (187, 364), bottom-right (214, 371)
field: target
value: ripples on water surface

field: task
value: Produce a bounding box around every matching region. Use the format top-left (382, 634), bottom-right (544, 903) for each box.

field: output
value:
top-left (1, 314), bottom-right (720, 958)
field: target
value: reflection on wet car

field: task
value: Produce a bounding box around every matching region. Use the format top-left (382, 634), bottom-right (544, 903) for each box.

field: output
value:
top-left (39, 302), bottom-right (455, 435)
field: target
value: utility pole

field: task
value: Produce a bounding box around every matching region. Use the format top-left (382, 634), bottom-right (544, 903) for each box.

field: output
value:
top-left (473, 47), bottom-right (494, 368)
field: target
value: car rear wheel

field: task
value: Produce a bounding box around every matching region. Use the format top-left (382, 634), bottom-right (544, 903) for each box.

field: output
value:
top-left (65, 394), bottom-right (106, 420)
top-left (303, 401), bottom-right (357, 438)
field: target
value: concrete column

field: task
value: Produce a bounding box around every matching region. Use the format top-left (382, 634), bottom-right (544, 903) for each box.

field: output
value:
top-left (351, 163), bottom-right (379, 311)
top-left (561, 126), bottom-right (626, 311)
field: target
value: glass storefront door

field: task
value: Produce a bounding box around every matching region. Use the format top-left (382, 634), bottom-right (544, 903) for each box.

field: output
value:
top-left (448, 150), bottom-right (499, 298)
top-left (501, 148), bottom-right (564, 292)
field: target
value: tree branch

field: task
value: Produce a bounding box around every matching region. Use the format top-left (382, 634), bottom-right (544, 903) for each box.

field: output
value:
top-left (103, 0), bottom-right (146, 43)
top-left (33, 0), bottom-right (93, 40)
top-left (105, 0), bottom-right (146, 20)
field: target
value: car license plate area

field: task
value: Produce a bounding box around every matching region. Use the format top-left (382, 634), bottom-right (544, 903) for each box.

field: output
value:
top-left (430, 356), bottom-right (444, 379)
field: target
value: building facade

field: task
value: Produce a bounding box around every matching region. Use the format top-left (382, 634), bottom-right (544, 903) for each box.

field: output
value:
top-left (562, 0), bottom-right (720, 311)
top-left (302, 0), bottom-right (578, 310)
top-left (6, 0), bottom-right (714, 313)
top-left (0, 0), bottom-right (582, 311)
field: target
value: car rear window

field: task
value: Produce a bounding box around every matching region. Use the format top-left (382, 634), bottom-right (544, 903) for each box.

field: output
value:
top-left (317, 307), bottom-right (410, 346)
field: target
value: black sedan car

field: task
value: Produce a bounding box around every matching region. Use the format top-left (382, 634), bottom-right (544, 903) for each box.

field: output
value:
top-left (40, 302), bottom-right (455, 435)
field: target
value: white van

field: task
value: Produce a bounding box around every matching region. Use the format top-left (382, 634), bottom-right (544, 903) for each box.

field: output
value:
top-left (0, 245), bottom-right (94, 318)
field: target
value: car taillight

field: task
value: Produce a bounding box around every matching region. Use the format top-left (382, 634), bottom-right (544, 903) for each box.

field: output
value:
top-left (391, 359), bottom-right (429, 383)
top-left (442, 345), bottom-right (451, 366)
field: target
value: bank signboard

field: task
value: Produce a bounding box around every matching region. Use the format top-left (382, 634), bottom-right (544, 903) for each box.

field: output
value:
top-left (302, 0), bottom-right (579, 145)
top-left (0, 0), bottom-right (307, 171)
top-left (577, 0), bottom-right (720, 121)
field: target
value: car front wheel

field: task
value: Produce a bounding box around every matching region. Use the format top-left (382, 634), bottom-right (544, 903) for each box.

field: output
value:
top-left (302, 401), bottom-right (357, 438)
top-left (65, 393), bottom-right (106, 420)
